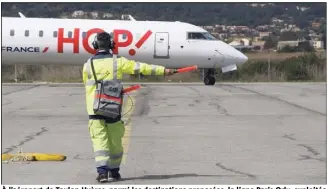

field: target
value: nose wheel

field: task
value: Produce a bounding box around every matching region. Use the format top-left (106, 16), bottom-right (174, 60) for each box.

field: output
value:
top-left (203, 68), bottom-right (216, 85)
top-left (204, 76), bottom-right (215, 85)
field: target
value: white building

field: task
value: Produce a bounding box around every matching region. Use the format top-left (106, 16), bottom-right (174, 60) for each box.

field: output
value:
top-left (103, 13), bottom-right (113, 18)
top-left (277, 41), bottom-right (299, 50)
top-left (90, 12), bottom-right (99, 19)
top-left (312, 40), bottom-right (324, 49)
top-left (229, 38), bottom-right (251, 46)
top-left (72, 10), bottom-right (84, 18)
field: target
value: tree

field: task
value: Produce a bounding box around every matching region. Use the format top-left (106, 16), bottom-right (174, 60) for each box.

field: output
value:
top-left (264, 35), bottom-right (278, 49)
top-left (1, 2), bottom-right (326, 32)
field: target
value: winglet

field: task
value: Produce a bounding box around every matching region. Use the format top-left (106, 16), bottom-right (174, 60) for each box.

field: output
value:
top-left (18, 12), bottom-right (26, 18)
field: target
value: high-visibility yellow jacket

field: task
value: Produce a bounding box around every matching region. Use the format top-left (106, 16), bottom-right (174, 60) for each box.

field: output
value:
top-left (82, 51), bottom-right (165, 116)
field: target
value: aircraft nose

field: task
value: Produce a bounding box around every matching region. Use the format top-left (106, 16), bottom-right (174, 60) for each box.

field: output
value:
top-left (234, 50), bottom-right (248, 65)
top-left (221, 43), bottom-right (248, 66)
top-left (215, 41), bottom-right (249, 66)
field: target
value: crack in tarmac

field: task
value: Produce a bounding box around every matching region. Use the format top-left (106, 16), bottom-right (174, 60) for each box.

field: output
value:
top-left (298, 144), bottom-right (320, 156)
top-left (216, 163), bottom-right (256, 179)
top-left (3, 127), bottom-right (48, 154)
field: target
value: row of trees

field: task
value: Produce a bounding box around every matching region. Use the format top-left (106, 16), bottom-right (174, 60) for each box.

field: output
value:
top-left (2, 3), bottom-right (326, 28)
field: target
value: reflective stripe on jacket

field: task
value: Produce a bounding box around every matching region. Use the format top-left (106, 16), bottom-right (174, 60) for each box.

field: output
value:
top-left (82, 51), bottom-right (165, 115)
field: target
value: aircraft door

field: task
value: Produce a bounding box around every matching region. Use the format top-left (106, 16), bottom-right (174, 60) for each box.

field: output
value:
top-left (154, 32), bottom-right (169, 58)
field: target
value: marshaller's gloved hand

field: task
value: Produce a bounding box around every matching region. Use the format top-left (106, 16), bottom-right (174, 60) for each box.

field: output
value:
top-left (165, 69), bottom-right (177, 76)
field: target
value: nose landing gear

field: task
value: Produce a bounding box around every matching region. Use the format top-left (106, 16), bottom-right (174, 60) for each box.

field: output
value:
top-left (203, 68), bottom-right (216, 85)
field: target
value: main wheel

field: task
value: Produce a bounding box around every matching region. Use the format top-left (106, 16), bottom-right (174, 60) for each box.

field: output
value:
top-left (204, 76), bottom-right (216, 85)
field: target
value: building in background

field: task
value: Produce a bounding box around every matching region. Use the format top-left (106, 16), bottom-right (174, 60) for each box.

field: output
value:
top-left (311, 40), bottom-right (324, 49)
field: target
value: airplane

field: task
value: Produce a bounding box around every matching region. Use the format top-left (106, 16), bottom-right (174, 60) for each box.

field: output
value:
top-left (1, 14), bottom-right (248, 85)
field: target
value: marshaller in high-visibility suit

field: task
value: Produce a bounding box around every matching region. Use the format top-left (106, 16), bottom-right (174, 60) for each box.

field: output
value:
top-left (82, 31), bottom-right (175, 183)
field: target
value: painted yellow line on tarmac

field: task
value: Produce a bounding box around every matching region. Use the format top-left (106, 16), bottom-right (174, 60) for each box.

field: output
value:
top-left (121, 91), bottom-right (136, 164)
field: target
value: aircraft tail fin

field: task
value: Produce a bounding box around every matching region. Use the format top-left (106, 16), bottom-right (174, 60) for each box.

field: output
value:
top-left (121, 14), bottom-right (136, 21)
top-left (18, 12), bottom-right (26, 18)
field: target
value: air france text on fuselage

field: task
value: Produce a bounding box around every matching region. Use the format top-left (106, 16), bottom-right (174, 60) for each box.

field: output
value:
top-left (2, 46), bottom-right (40, 53)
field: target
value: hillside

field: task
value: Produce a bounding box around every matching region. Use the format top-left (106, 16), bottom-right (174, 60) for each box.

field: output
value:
top-left (1, 2), bottom-right (326, 29)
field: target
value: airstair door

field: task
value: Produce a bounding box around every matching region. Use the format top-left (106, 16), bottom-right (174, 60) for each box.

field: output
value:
top-left (154, 32), bottom-right (169, 58)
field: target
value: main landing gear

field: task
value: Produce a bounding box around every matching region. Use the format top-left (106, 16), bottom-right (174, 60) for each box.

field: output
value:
top-left (203, 68), bottom-right (216, 85)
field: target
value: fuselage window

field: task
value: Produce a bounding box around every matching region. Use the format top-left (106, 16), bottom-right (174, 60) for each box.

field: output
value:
top-left (53, 31), bottom-right (58, 38)
top-left (68, 31), bottom-right (72, 38)
top-left (10, 29), bottom-right (15, 36)
top-left (82, 32), bottom-right (87, 39)
top-left (25, 30), bottom-right (29, 37)
top-left (39, 30), bottom-right (44, 37)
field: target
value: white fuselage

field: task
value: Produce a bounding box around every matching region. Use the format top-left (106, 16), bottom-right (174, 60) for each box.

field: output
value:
top-left (2, 17), bottom-right (248, 69)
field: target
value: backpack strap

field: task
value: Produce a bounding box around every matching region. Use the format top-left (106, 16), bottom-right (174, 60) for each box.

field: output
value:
top-left (90, 57), bottom-right (98, 84)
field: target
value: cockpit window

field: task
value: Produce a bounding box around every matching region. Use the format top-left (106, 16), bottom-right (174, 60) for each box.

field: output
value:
top-left (187, 32), bottom-right (217, 40)
top-left (188, 32), bottom-right (207, 39)
top-left (202, 32), bottom-right (217, 40)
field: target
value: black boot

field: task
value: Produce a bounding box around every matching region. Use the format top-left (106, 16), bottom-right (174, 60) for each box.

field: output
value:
top-left (96, 172), bottom-right (109, 183)
top-left (109, 168), bottom-right (121, 181)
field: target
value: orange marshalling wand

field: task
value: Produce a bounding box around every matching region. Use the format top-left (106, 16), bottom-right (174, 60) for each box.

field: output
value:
top-left (122, 65), bottom-right (198, 94)
top-left (174, 65), bottom-right (198, 73)
top-left (123, 85), bottom-right (141, 94)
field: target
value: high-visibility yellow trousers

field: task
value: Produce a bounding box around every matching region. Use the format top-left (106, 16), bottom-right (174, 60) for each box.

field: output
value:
top-left (88, 119), bottom-right (125, 174)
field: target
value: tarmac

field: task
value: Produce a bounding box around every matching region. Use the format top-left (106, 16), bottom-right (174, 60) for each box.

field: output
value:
top-left (1, 82), bottom-right (327, 185)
